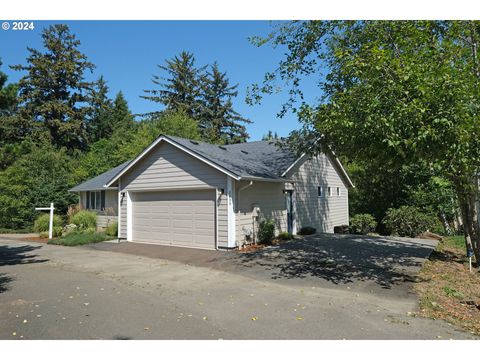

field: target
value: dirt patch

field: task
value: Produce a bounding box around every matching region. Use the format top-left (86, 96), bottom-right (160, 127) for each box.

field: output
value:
top-left (417, 231), bottom-right (444, 241)
top-left (22, 237), bottom-right (49, 244)
top-left (414, 239), bottom-right (480, 335)
top-left (238, 239), bottom-right (292, 253)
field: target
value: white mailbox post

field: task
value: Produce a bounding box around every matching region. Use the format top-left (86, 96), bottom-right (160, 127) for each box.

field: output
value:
top-left (35, 202), bottom-right (55, 239)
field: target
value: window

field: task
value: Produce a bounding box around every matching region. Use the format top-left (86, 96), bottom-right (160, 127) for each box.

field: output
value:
top-left (87, 190), bottom-right (105, 211)
top-left (328, 187), bottom-right (332, 197)
top-left (337, 187), bottom-right (341, 197)
top-left (317, 186), bottom-right (323, 197)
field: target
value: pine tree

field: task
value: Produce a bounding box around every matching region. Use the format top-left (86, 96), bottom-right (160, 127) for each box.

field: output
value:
top-left (87, 76), bottom-right (114, 142)
top-left (0, 59), bottom-right (17, 116)
top-left (112, 91), bottom-right (134, 130)
top-left (11, 24), bottom-right (95, 151)
top-left (262, 130), bottom-right (279, 141)
top-left (0, 59), bottom-right (31, 148)
top-left (199, 62), bottom-right (251, 144)
top-left (141, 51), bottom-right (205, 118)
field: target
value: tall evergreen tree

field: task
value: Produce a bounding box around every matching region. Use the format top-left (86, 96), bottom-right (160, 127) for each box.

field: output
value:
top-left (262, 130), bottom-right (279, 141)
top-left (199, 62), bottom-right (251, 144)
top-left (0, 59), bottom-right (17, 116)
top-left (141, 51), bottom-right (205, 118)
top-left (88, 76), bottom-right (114, 142)
top-left (112, 91), bottom-right (135, 130)
top-left (11, 24), bottom-right (95, 151)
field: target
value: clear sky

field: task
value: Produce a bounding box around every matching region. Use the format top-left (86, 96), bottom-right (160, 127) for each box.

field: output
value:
top-left (0, 21), bottom-right (321, 141)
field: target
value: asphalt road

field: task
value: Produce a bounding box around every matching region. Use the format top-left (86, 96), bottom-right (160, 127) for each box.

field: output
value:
top-left (0, 236), bottom-right (477, 340)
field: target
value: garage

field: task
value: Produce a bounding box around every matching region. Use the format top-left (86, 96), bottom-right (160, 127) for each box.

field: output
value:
top-left (132, 190), bottom-right (216, 250)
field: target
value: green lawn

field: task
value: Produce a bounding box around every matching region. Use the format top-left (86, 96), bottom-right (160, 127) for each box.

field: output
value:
top-left (48, 231), bottom-right (114, 246)
top-left (439, 235), bottom-right (466, 252)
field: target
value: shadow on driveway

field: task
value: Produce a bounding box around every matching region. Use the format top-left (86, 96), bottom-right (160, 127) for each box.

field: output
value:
top-left (0, 244), bottom-right (48, 293)
top-left (87, 234), bottom-right (436, 292)
top-left (0, 244), bottom-right (48, 267)
top-left (233, 234), bottom-right (436, 289)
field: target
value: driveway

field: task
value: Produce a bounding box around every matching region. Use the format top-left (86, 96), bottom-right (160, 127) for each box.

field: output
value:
top-left (0, 234), bottom-right (476, 339)
top-left (89, 234), bottom-right (437, 298)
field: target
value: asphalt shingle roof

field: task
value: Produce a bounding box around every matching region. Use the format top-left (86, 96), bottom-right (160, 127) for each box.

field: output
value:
top-left (69, 161), bottom-right (131, 192)
top-left (70, 136), bottom-right (299, 192)
top-left (166, 135), bottom-right (298, 180)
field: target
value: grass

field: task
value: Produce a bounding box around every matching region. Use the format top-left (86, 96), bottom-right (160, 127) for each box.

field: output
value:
top-left (48, 231), bottom-right (114, 246)
top-left (0, 228), bottom-right (33, 234)
top-left (414, 235), bottom-right (480, 335)
top-left (438, 235), bottom-right (466, 252)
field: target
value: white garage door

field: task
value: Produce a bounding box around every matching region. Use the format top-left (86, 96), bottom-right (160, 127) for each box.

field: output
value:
top-left (132, 190), bottom-right (216, 249)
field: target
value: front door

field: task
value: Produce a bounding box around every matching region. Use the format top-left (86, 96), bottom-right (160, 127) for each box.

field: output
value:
top-left (286, 190), bottom-right (293, 233)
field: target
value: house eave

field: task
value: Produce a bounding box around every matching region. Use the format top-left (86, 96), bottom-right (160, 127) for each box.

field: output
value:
top-left (69, 187), bottom-right (118, 193)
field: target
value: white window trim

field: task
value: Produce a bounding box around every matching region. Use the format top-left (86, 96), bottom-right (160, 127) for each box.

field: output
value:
top-left (337, 187), bottom-right (341, 197)
top-left (328, 187), bottom-right (332, 197)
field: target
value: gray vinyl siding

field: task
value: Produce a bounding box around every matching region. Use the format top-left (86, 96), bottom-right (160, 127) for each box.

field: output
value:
top-left (235, 180), bottom-right (288, 246)
top-left (79, 192), bottom-right (87, 208)
top-left (120, 142), bottom-right (227, 191)
top-left (290, 153), bottom-right (349, 233)
top-left (118, 142), bottom-right (228, 247)
top-left (104, 190), bottom-right (118, 216)
top-left (97, 215), bottom-right (117, 230)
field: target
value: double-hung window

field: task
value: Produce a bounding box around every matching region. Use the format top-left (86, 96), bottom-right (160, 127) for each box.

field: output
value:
top-left (86, 190), bottom-right (105, 211)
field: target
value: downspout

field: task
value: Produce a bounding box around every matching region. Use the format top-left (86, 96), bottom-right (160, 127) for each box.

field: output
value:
top-left (237, 181), bottom-right (254, 246)
top-left (238, 181), bottom-right (253, 193)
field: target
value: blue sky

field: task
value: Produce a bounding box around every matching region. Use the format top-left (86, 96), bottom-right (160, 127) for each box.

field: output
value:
top-left (0, 21), bottom-right (321, 141)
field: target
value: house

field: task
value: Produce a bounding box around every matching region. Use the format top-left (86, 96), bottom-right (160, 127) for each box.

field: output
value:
top-left (70, 135), bottom-right (354, 250)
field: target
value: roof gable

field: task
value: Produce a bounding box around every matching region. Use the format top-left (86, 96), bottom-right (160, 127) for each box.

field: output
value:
top-left (70, 135), bottom-right (354, 192)
top-left (105, 135), bottom-right (299, 187)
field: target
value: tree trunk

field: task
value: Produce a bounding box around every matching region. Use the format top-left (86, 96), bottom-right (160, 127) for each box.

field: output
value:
top-left (439, 212), bottom-right (452, 235)
top-left (455, 182), bottom-right (480, 267)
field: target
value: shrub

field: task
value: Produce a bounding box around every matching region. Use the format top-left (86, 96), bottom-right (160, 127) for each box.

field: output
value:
top-left (67, 204), bottom-right (81, 223)
top-left (350, 214), bottom-right (377, 235)
top-left (298, 226), bottom-right (316, 235)
top-left (277, 231), bottom-right (293, 241)
top-left (382, 206), bottom-right (437, 238)
top-left (71, 210), bottom-right (97, 230)
top-left (38, 226), bottom-right (62, 238)
top-left (33, 213), bottom-right (63, 233)
top-left (105, 221), bottom-right (118, 237)
top-left (48, 230), bottom-right (113, 246)
top-left (258, 219), bottom-right (275, 245)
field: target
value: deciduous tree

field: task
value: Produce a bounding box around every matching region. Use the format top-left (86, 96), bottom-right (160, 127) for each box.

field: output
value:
top-left (251, 21), bottom-right (480, 263)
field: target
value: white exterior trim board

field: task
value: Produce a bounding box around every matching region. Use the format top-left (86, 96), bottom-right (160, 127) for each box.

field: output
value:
top-left (227, 176), bottom-right (236, 248)
top-left (126, 191), bottom-right (133, 242)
